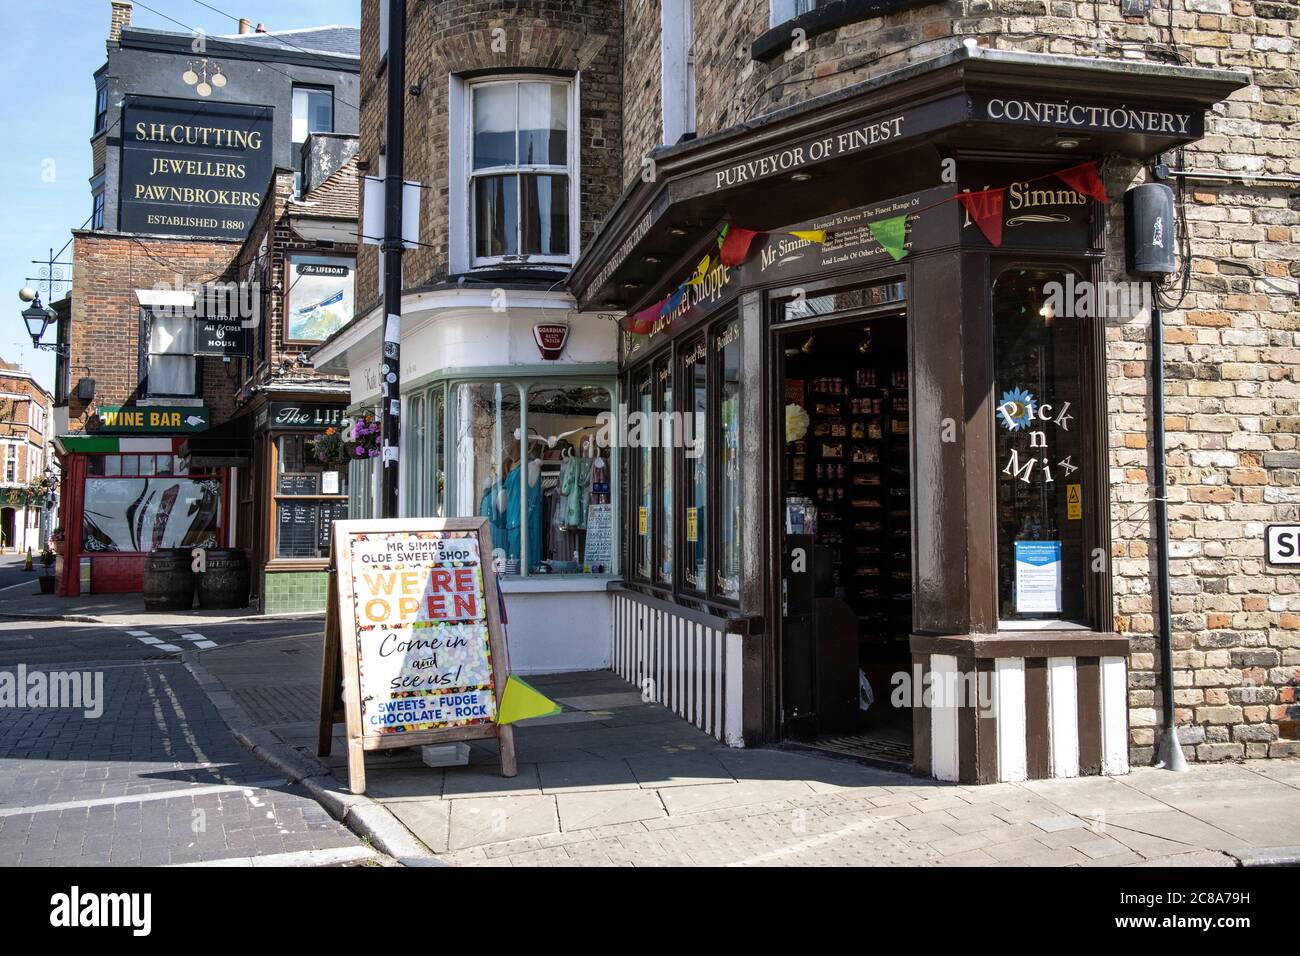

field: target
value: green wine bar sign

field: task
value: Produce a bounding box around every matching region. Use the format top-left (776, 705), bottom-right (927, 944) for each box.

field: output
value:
top-left (97, 405), bottom-right (211, 433)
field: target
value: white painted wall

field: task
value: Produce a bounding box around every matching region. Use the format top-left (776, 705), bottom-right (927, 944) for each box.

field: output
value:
top-left (501, 588), bottom-right (612, 674)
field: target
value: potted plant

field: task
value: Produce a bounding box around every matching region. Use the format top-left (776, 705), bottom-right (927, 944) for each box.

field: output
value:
top-left (48, 528), bottom-right (65, 556)
top-left (38, 548), bottom-right (55, 593)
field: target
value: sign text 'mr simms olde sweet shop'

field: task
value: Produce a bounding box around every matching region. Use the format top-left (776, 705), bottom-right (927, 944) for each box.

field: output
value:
top-left (119, 96), bottom-right (274, 241)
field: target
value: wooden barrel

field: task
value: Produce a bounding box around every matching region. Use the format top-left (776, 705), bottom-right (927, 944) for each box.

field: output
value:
top-left (143, 548), bottom-right (195, 611)
top-left (196, 548), bottom-right (251, 610)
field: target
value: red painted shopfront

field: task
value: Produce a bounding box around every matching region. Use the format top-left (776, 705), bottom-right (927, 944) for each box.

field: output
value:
top-left (55, 436), bottom-right (228, 596)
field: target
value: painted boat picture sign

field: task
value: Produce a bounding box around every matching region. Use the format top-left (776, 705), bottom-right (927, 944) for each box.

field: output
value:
top-left (329, 517), bottom-right (516, 792)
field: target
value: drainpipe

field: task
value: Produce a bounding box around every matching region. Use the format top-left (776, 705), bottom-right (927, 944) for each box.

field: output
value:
top-left (1150, 286), bottom-right (1188, 772)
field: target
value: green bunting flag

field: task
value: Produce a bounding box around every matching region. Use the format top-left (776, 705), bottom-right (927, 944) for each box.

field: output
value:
top-left (868, 215), bottom-right (909, 262)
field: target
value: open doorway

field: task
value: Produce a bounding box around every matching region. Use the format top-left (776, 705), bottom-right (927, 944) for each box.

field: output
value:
top-left (778, 312), bottom-right (913, 768)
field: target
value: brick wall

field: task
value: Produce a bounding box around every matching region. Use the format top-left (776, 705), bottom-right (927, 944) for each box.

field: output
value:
top-left (617, 1), bottom-right (1300, 763)
top-left (354, 0), bottom-right (623, 314)
top-left (67, 232), bottom-right (240, 432)
top-left (0, 370), bottom-right (52, 489)
top-left (234, 163), bottom-right (357, 397)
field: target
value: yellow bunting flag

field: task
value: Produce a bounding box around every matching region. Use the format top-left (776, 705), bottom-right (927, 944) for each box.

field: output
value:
top-left (686, 253), bottom-right (712, 285)
top-left (789, 229), bottom-right (826, 243)
top-left (496, 675), bottom-right (563, 725)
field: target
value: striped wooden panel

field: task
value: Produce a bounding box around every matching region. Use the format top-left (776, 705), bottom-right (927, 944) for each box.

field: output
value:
top-left (610, 594), bottom-right (739, 744)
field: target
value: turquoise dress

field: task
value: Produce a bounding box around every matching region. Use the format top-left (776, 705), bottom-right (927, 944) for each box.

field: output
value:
top-left (504, 464), bottom-right (542, 569)
top-left (479, 485), bottom-right (508, 556)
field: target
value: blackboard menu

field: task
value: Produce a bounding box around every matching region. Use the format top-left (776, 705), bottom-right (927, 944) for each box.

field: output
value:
top-left (318, 501), bottom-right (348, 553)
top-left (278, 473), bottom-right (319, 496)
top-left (278, 501), bottom-right (319, 558)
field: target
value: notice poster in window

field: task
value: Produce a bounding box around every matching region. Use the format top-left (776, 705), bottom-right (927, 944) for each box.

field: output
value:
top-left (1014, 540), bottom-right (1062, 614)
top-left (582, 503), bottom-right (612, 573)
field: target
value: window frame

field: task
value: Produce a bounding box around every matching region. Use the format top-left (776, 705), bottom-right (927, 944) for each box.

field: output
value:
top-left (140, 307), bottom-right (200, 400)
top-left (291, 85), bottom-right (335, 195)
top-left (450, 72), bottom-right (581, 273)
top-left (91, 189), bottom-right (105, 230)
top-left (93, 79), bottom-right (108, 134)
top-left (270, 433), bottom-right (348, 563)
top-left (433, 373), bottom-right (618, 578)
top-left (989, 259), bottom-right (1104, 632)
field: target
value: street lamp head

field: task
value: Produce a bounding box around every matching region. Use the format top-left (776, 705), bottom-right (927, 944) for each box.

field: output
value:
top-left (23, 302), bottom-right (53, 343)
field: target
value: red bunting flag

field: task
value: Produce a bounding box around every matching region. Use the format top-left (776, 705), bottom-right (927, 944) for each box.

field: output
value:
top-left (718, 225), bottom-right (760, 267)
top-left (957, 188), bottom-right (1005, 248)
top-left (1055, 161), bottom-right (1108, 205)
top-left (626, 297), bottom-right (667, 335)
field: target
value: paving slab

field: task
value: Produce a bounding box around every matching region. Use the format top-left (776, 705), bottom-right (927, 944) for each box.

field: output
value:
top-left (658, 779), bottom-right (814, 816)
top-left (447, 794), bottom-right (559, 850)
top-left (627, 754), bottom-right (735, 789)
top-left (1098, 809), bottom-right (1247, 853)
top-left (555, 789), bottom-right (667, 831)
top-left (441, 763), bottom-right (542, 799)
top-left (537, 758), bottom-right (640, 794)
top-left (1019, 774), bottom-right (1172, 816)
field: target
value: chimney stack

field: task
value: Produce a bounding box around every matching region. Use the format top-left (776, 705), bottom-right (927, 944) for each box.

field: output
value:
top-left (109, 1), bottom-right (132, 43)
top-left (238, 17), bottom-right (252, 34)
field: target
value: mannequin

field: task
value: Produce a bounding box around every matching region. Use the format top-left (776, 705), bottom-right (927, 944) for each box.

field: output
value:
top-left (501, 447), bottom-right (542, 568)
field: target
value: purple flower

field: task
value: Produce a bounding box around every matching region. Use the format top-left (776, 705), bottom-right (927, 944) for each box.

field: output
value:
top-left (355, 445), bottom-right (365, 456)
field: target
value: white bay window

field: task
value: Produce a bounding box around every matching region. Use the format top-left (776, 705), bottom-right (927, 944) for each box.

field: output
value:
top-left (451, 75), bottom-right (578, 272)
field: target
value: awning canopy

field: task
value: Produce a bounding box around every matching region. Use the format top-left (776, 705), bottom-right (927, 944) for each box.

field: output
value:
top-left (568, 46), bottom-right (1248, 314)
top-left (177, 414), bottom-right (253, 468)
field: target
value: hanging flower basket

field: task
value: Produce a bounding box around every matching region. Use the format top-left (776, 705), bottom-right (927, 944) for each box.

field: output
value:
top-left (348, 414), bottom-right (381, 460)
top-left (309, 425), bottom-right (352, 468)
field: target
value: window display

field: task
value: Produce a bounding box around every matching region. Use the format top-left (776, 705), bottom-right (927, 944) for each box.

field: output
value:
top-left (993, 268), bottom-right (1086, 623)
top-left (452, 379), bottom-right (613, 575)
top-left (716, 320), bottom-right (742, 601)
top-left (82, 455), bottom-right (219, 552)
top-left (682, 339), bottom-right (708, 592)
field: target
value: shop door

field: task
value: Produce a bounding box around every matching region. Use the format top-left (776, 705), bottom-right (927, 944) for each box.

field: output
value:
top-left (775, 308), bottom-right (915, 765)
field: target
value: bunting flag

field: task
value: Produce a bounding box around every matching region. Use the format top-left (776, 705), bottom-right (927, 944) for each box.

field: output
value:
top-left (789, 229), bottom-right (826, 243)
top-left (717, 223), bottom-right (730, 249)
top-left (957, 188), bottom-right (1006, 248)
top-left (661, 285), bottom-right (686, 316)
top-left (496, 675), bottom-right (562, 725)
top-left (718, 225), bottom-right (759, 267)
top-left (1055, 160), bottom-right (1108, 205)
top-left (867, 215), bottom-right (909, 262)
top-left (686, 254), bottom-right (712, 285)
top-left (626, 297), bottom-right (666, 335)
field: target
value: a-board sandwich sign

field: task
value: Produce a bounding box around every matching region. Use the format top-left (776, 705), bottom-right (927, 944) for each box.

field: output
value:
top-left (329, 517), bottom-right (516, 794)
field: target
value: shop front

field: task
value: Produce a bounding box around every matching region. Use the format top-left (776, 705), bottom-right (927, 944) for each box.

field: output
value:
top-left (314, 288), bottom-right (621, 673)
top-left (226, 395), bottom-right (351, 614)
top-left (55, 414), bottom-right (225, 596)
top-left (572, 48), bottom-right (1246, 780)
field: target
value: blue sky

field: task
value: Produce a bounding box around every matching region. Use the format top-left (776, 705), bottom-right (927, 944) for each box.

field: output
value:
top-left (0, 0), bottom-right (359, 392)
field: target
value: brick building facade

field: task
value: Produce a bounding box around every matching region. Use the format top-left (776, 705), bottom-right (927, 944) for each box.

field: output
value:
top-left (571, 0), bottom-right (1300, 774)
top-left (351, 0), bottom-right (624, 314)
top-left (53, 1), bottom-right (359, 598)
top-left (0, 364), bottom-right (53, 554)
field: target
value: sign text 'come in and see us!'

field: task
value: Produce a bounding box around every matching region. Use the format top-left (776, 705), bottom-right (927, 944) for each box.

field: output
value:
top-left (348, 530), bottom-right (498, 736)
